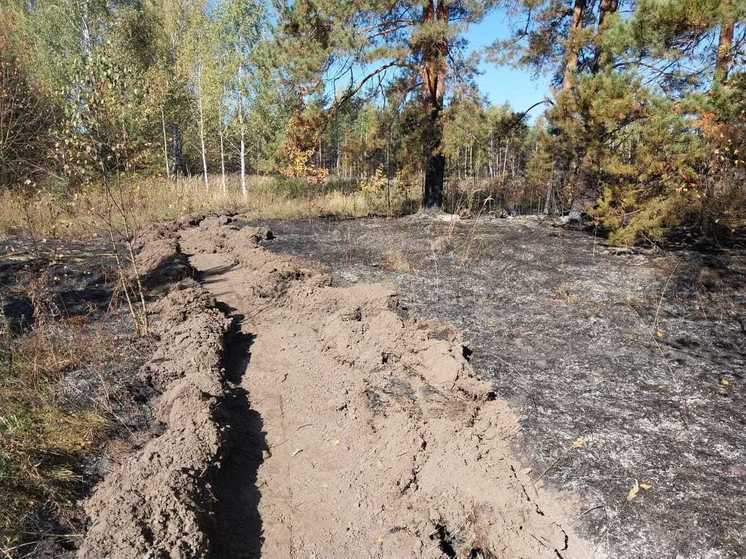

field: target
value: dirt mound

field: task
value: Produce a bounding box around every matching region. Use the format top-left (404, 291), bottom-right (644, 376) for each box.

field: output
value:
top-left (180, 217), bottom-right (593, 558)
top-left (135, 238), bottom-right (195, 291)
top-left (180, 217), bottom-right (322, 303)
top-left (179, 214), bottom-right (272, 256)
top-left (131, 222), bottom-right (197, 292)
top-left (266, 285), bottom-right (581, 556)
top-left (255, 216), bottom-right (746, 558)
top-left (78, 281), bottom-right (231, 558)
top-left (77, 216), bottom-right (593, 558)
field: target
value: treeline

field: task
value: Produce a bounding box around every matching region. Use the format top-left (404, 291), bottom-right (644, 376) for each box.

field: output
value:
top-left (0, 0), bottom-right (744, 244)
top-left (1, 0), bottom-right (288, 194)
top-left (305, 96), bottom-right (539, 210)
top-left (514, 0), bottom-right (746, 242)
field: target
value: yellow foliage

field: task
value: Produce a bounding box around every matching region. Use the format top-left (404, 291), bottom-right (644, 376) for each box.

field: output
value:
top-left (277, 142), bottom-right (329, 184)
top-left (360, 167), bottom-right (388, 194)
top-left (275, 108), bottom-right (329, 184)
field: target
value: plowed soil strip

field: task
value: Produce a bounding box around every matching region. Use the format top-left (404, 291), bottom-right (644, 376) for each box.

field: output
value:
top-left (181, 218), bottom-right (594, 559)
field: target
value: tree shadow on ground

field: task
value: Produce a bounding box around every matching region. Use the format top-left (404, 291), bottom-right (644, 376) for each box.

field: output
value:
top-left (140, 252), bottom-right (195, 292)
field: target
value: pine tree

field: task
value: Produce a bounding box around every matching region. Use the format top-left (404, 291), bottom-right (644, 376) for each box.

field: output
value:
top-left (562, 0), bottom-right (587, 91)
top-left (275, 0), bottom-right (497, 210)
top-left (714, 0), bottom-right (736, 86)
top-left (609, 0), bottom-right (744, 93)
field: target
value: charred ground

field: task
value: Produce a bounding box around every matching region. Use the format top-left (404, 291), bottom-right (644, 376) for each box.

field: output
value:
top-left (253, 215), bottom-right (746, 559)
top-left (2, 215), bottom-right (744, 558)
top-left (0, 235), bottom-right (153, 556)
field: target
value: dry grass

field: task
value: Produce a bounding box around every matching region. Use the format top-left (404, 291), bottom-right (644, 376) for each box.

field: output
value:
top-left (0, 305), bottom-right (130, 553)
top-left (381, 249), bottom-right (413, 273)
top-left (0, 174), bottom-right (420, 239)
top-left (553, 283), bottom-right (580, 305)
top-left (0, 172), bottom-right (419, 553)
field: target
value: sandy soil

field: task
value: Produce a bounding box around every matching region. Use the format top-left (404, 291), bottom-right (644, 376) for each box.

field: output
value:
top-left (77, 215), bottom-right (596, 558)
top-left (180, 216), bottom-right (594, 558)
top-left (252, 215), bottom-right (746, 559)
top-left (72, 213), bottom-right (745, 558)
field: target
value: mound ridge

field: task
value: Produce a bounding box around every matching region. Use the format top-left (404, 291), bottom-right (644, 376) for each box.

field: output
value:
top-left (78, 215), bottom-right (593, 558)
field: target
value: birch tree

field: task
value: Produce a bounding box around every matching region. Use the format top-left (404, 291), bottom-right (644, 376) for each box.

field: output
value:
top-left (195, 62), bottom-right (209, 190)
top-left (213, 0), bottom-right (266, 198)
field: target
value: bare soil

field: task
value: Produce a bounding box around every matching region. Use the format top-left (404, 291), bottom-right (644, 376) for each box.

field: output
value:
top-left (250, 215), bottom-right (746, 559)
top-left (0, 234), bottom-right (153, 557)
top-left (77, 215), bottom-right (595, 558)
top-left (16, 213), bottom-right (743, 558)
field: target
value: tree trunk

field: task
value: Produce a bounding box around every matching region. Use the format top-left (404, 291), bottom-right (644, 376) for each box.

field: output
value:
top-left (423, 113), bottom-right (445, 209)
top-left (495, 142), bottom-right (500, 183)
top-left (566, 152), bottom-right (596, 221)
top-left (336, 132), bottom-right (341, 176)
top-left (596, 0), bottom-right (617, 35)
top-left (488, 133), bottom-right (494, 178)
top-left (562, 0), bottom-right (586, 91)
top-left (502, 139), bottom-right (509, 179)
top-left (161, 107), bottom-right (170, 180)
top-left (170, 124), bottom-right (186, 179)
top-left (591, 0), bottom-right (618, 73)
top-left (219, 123), bottom-right (226, 194)
top-left (239, 99), bottom-right (247, 198)
top-left (420, 0), bottom-right (449, 209)
top-left (714, 0), bottom-right (734, 86)
top-left (197, 67), bottom-right (209, 191)
top-left (544, 165), bottom-right (555, 215)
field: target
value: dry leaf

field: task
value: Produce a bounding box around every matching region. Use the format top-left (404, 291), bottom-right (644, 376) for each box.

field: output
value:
top-left (639, 482), bottom-right (652, 490)
top-left (627, 480), bottom-right (640, 501)
top-left (572, 436), bottom-right (587, 449)
top-left (720, 378), bottom-right (730, 386)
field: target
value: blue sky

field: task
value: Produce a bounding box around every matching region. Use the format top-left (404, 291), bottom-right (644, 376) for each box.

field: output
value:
top-left (467, 8), bottom-right (553, 114)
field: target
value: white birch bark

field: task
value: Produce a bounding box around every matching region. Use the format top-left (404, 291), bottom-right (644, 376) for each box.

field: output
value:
top-left (197, 65), bottom-right (209, 191)
top-left (218, 97), bottom-right (226, 194)
top-left (161, 106), bottom-right (170, 180)
top-left (239, 99), bottom-right (246, 198)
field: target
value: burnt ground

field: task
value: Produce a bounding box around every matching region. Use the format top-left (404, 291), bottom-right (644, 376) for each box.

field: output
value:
top-left (0, 236), bottom-right (116, 323)
top-left (0, 234), bottom-right (152, 557)
top-left (249, 215), bottom-right (746, 559)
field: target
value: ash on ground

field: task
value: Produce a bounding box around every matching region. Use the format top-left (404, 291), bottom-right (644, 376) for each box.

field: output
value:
top-left (253, 215), bottom-right (746, 559)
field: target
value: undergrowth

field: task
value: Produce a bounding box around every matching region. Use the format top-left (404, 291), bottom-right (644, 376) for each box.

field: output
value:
top-left (0, 174), bottom-right (421, 238)
top-left (0, 297), bottom-right (132, 555)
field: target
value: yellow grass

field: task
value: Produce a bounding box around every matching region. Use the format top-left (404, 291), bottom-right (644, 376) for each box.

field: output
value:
top-left (0, 174), bottom-right (420, 238)
top-left (0, 172), bottom-right (419, 551)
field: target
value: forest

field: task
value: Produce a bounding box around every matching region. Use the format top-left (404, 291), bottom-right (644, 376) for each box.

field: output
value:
top-left (1, 0), bottom-right (743, 243)
top-left (1, 2), bottom-right (746, 559)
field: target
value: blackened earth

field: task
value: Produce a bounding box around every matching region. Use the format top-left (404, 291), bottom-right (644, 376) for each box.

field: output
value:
top-left (251, 215), bottom-right (746, 559)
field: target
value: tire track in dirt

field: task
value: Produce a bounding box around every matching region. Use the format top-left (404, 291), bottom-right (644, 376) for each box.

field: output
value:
top-left (179, 216), bottom-right (597, 558)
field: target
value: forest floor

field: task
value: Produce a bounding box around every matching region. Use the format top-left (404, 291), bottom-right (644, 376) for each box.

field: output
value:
top-left (252, 215), bottom-right (746, 559)
top-left (76, 215), bottom-right (595, 559)
top-left (0, 235), bottom-right (152, 556)
top-left (1, 214), bottom-right (744, 558)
